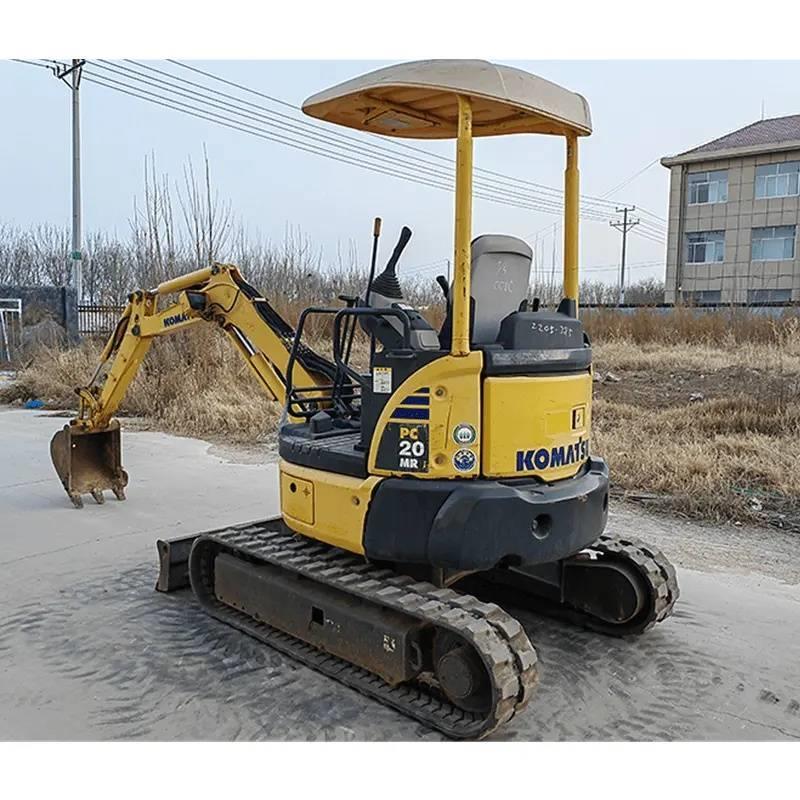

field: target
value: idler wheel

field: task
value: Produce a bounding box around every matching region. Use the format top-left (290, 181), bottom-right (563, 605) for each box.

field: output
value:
top-left (434, 633), bottom-right (492, 713)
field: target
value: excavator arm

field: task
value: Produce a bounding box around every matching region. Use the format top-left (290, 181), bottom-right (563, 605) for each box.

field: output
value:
top-left (51, 263), bottom-right (336, 507)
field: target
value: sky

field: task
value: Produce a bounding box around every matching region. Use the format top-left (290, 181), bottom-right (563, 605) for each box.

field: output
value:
top-left (2, 59), bottom-right (800, 288)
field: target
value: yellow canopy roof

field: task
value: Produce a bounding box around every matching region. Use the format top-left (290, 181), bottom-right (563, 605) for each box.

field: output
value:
top-left (302, 60), bottom-right (591, 139)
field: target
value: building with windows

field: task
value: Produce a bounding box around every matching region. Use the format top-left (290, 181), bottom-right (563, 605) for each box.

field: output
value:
top-left (661, 114), bottom-right (800, 304)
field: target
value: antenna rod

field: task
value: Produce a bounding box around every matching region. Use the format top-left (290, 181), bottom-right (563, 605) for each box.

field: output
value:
top-left (365, 216), bottom-right (382, 305)
top-left (341, 217), bottom-right (382, 377)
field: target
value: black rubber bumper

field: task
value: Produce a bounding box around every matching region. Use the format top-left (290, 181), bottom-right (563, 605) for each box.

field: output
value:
top-left (364, 458), bottom-right (609, 571)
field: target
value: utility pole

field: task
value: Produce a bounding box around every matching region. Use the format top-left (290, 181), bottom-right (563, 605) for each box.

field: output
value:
top-left (52, 59), bottom-right (85, 301)
top-left (610, 205), bottom-right (639, 306)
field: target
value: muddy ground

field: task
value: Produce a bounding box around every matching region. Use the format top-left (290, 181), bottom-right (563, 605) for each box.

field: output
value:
top-left (1, 407), bottom-right (798, 741)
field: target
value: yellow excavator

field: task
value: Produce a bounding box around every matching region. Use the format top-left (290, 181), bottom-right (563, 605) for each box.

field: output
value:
top-left (50, 60), bottom-right (678, 739)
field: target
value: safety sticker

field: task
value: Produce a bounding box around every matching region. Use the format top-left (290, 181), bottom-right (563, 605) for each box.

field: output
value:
top-left (373, 366), bottom-right (392, 394)
top-left (453, 448), bottom-right (476, 472)
top-left (453, 423), bottom-right (477, 445)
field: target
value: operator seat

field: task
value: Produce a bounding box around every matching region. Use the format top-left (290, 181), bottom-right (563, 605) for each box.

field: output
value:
top-left (440, 234), bottom-right (533, 347)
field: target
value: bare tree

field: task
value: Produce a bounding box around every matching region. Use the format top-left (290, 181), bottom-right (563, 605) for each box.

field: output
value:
top-left (0, 147), bottom-right (667, 334)
top-left (178, 146), bottom-right (233, 267)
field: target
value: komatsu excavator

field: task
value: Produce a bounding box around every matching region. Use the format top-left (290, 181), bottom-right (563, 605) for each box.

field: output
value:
top-left (50, 60), bottom-right (678, 739)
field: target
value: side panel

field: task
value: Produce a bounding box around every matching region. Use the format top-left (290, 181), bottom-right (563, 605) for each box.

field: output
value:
top-left (368, 352), bottom-right (483, 480)
top-left (279, 460), bottom-right (382, 554)
top-left (280, 472), bottom-right (315, 524)
top-left (482, 373), bottom-right (592, 480)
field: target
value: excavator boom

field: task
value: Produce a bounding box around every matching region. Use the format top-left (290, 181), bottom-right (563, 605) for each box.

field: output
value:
top-left (51, 263), bottom-right (335, 507)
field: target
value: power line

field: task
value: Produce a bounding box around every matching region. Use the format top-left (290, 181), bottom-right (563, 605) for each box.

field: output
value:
top-left (599, 159), bottom-right (666, 224)
top-left (581, 261), bottom-right (664, 272)
top-left (79, 73), bottom-right (453, 192)
top-left (76, 66), bottom-right (627, 224)
top-left (602, 158), bottom-right (660, 200)
top-left (11, 58), bottom-right (52, 70)
top-left (20, 58), bottom-right (661, 232)
top-left (527, 218), bottom-right (664, 249)
top-left (524, 150), bottom-right (669, 247)
top-left (409, 258), bottom-right (664, 281)
top-left (525, 215), bottom-right (664, 250)
top-left (527, 204), bottom-right (664, 241)
top-left (81, 72), bottom-right (595, 219)
top-left (87, 59), bottom-right (624, 222)
top-left (404, 258), bottom-right (450, 276)
top-left (16, 58), bottom-right (668, 230)
top-left (636, 207), bottom-right (667, 224)
top-left (13, 58), bottom-right (668, 269)
top-left (91, 61), bottom-right (471, 186)
top-left (165, 59), bottom-right (629, 213)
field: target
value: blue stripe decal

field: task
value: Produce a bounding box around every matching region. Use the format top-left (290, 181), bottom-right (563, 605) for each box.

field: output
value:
top-left (390, 408), bottom-right (430, 421)
top-left (401, 395), bottom-right (430, 406)
top-left (416, 387), bottom-right (430, 394)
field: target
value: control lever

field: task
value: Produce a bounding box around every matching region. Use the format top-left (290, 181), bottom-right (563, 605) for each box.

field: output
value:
top-left (384, 226), bottom-right (412, 277)
top-left (369, 225), bottom-right (412, 303)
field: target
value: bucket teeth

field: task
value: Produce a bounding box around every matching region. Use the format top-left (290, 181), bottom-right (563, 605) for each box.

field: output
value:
top-left (50, 421), bottom-right (128, 508)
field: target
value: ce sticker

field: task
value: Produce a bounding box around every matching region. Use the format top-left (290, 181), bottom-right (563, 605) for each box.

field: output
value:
top-left (453, 423), bottom-right (477, 445)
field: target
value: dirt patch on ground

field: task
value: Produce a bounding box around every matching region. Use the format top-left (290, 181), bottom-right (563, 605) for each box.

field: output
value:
top-left (592, 344), bottom-right (800, 532)
top-left (597, 364), bottom-right (797, 412)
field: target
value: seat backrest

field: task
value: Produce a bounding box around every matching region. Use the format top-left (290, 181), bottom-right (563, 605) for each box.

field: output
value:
top-left (468, 234), bottom-right (532, 344)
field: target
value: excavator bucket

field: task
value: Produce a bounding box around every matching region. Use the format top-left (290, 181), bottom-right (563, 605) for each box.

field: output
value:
top-left (50, 421), bottom-right (128, 508)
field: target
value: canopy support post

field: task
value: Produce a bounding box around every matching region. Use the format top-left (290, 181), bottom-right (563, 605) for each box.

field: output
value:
top-left (563, 133), bottom-right (580, 313)
top-left (451, 94), bottom-right (473, 356)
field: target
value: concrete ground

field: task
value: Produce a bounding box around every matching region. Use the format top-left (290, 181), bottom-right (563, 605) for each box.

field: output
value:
top-left (1, 406), bottom-right (798, 741)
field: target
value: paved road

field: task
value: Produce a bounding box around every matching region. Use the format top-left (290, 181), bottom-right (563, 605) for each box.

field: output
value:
top-left (1, 407), bottom-right (798, 741)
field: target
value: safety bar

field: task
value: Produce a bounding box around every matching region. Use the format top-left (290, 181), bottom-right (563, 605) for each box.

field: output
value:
top-left (285, 305), bottom-right (413, 420)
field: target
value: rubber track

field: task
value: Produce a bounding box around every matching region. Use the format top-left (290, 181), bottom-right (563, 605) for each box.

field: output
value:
top-left (568, 532), bottom-right (680, 635)
top-left (189, 522), bottom-right (539, 740)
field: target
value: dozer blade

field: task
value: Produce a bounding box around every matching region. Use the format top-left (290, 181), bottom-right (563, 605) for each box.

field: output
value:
top-left (50, 421), bottom-right (128, 508)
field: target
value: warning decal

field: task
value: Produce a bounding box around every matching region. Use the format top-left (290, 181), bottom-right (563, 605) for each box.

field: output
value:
top-left (372, 366), bottom-right (392, 394)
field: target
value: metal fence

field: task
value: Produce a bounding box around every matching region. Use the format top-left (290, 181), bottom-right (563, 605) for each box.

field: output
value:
top-left (582, 300), bottom-right (800, 319)
top-left (78, 304), bottom-right (125, 336)
top-left (74, 298), bottom-right (799, 339)
top-left (0, 298), bottom-right (23, 361)
top-left (583, 300), bottom-right (800, 309)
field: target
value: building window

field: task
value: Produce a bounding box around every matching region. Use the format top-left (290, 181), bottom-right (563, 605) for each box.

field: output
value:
top-left (747, 288), bottom-right (792, 304)
top-left (686, 231), bottom-right (725, 263)
top-left (687, 169), bottom-right (728, 205)
top-left (684, 290), bottom-right (722, 305)
top-left (751, 225), bottom-right (796, 261)
top-left (755, 162), bottom-right (800, 199)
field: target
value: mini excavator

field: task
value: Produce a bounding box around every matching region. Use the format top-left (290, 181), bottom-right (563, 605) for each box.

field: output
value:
top-left (50, 61), bottom-right (679, 739)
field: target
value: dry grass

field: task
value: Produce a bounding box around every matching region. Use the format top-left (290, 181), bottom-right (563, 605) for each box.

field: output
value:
top-left (3, 307), bottom-right (800, 529)
top-left (584, 306), bottom-right (800, 346)
top-left (593, 396), bottom-right (800, 527)
top-left (592, 311), bottom-right (800, 528)
top-left (2, 329), bottom-right (282, 443)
